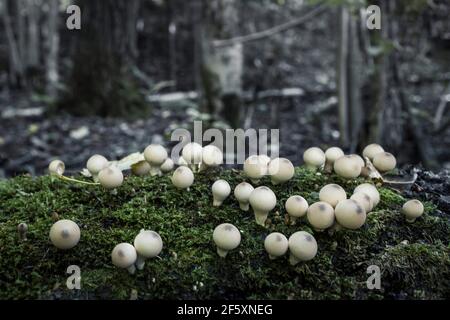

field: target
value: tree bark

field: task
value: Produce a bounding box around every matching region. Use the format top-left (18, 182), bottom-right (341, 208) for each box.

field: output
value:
top-left (45, 0), bottom-right (59, 99)
top-left (337, 6), bottom-right (350, 147)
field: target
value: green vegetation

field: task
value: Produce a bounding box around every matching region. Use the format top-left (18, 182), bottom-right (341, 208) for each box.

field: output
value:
top-left (0, 168), bottom-right (448, 299)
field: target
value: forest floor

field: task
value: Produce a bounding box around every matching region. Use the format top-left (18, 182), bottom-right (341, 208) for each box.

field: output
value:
top-left (0, 167), bottom-right (448, 299)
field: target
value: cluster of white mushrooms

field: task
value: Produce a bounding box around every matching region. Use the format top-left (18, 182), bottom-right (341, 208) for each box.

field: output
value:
top-left (41, 142), bottom-right (425, 272)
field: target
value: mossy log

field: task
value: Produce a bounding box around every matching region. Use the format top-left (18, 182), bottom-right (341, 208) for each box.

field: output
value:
top-left (0, 168), bottom-right (448, 299)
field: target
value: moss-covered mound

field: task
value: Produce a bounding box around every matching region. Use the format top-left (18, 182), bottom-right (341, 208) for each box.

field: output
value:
top-left (0, 168), bottom-right (448, 300)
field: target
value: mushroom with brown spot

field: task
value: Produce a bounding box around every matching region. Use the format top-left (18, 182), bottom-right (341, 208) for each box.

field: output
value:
top-left (264, 232), bottom-right (288, 259)
top-left (354, 183), bottom-right (380, 207)
top-left (350, 192), bottom-right (373, 213)
top-left (288, 231), bottom-right (318, 265)
top-left (111, 243), bottom-right (137, 274)
top-left (18, 223), bottom-right (28, 241)
top-left (285, 195), bottom-right (308, 224)
top-left (333, 155), bottom-right (362, 179)
top-left (212, 223), bottom-right (241, 258)
top-left (373, 152), bottom-right (396, 173)
top-left (49, 219), bottom-right (81, 250)
top-left (249, 186), bottom-right (277, 226)
top-left (307, 202), bottom-right (335, 231)
top-left (334, 199), bottom-right (367, 230)
top-left (402, 199), bottom-right (424, 223)
top-left (319, 184), bottom-right (347, 207)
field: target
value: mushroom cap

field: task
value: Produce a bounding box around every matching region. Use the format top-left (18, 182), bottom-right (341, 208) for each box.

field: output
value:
top-left (402, 199), bottom-right (424, 220)
top-left (325, 147), bottom-right (345, 163)
top-left (243, 155), bottom-right (268, 180)
top-left (354, 183), bottom-right (380, 207)
top-left (182, 142), bottom-right (203, 165)
top-left (334, 199), bottom-right (367, 229)
top-left (350, 192), bottom-right (373, 213)
top-left (333, 155), bottom-right (362, 178)
top-left (213, 223), bottom-right (241, 251)
top-left (160, 158), bottom-right (175, 173)
top-left (349, 154), bottom-right (365, 168)
top-left (86, 154), bottom-right (108, 175)
top-left (111, 243), bottom-right (137, 269)
top-left (131, 161), bottom-right (151, 176)
top-left (268, 158), bottom-right (295, 184)
top-left (202, 145), bottom-right (223, 167)
top-left (303, 147), bottom-right (326, 168)
top-left (98, 165), bottom-right (124, 189)
top-left (288, 231), bottom-right (317, 262)
top-left (258, 155), bottom-right (271, 166)
top-left (264, 232), bottom-right (288, 257)
top-left (319, 184), bottom-right (347, 207)
top-left (362, 144), bottom-right (385, 161)
top-left (171, 166), bottom-right (194, 189)
top-left (307, 201), bottom-right (335, 230)
top-left (133, 230), bottom-right (163, 258)
top-left (234, 182), bottom-right (254, 203)
top-left (249, 186), bottom-right (277, 212)
top-left (49, 159), bottom-right (65, 176)
top-left (49, 219), bottom-right (80, 250)
top-left (212, 179), bottom-right (231, 201)
top-left (373, 152), bottom-right (396, 172)
top-left (144, 144), bottom-right (168, 166)
top-left (285, 195), bottom-right (309, 218)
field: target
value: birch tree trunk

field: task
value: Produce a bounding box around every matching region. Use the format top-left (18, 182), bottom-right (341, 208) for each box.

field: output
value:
top-left (337, 6), bottom-right (350, 147)
top-left (45, 0), bottom-right (60, 98)
top-left (26, 0), bottom-right (40, 69)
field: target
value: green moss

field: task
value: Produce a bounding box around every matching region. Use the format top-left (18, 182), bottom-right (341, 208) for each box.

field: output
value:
top-left (0, 168), bottom-right (448, 299)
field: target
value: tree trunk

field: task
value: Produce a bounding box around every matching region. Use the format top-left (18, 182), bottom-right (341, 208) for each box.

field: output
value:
top-left (45, 0), bottom-right (59, 99)
top-left (26, 0), bottom-right (40, 69)
top-left (337, 6), bottom-right (350, 147)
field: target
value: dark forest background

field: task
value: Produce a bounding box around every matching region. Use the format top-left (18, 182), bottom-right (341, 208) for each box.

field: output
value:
top-left (0, 0), bottom-right (449, 177)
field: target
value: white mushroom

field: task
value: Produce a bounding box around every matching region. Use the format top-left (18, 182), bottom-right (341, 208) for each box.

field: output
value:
top-left (111, 243), bottom-right (137, 274)
top-left (350, 192), bottom-right (373, 213)
top-left (303, 147), bottom-right (325, 171)
top-left (211, 179), bottom-right (231, 206)
top-left (177, 156), bottom-right (188, 167)
top-left (171, 166), bottom-right (194, 190)
top-left (49, 160), bottom-right (65, 176)
top-left (264, 232), bottom-right (288, 259)
top-left (362, 144), bottom-right (385, 161)
top-left (402, 199), bottom-right (424, 223)
top-left (144, 144), bottom-right (168, 176)
top-left (86, 154), bottom-right (109, 176)
top-left (349, 154), bottom-right (365, 169)
top-left (131, 161), bottom-right (151, 176)
top-left (285, 195), bottom-right (308, 224)
top-left (288, 231), bottom-right (318, 265)
top-left (182, 142), bottom-right (203, 171)
top-left (333, 155), bottom-right (361, 179)
top-left (133, 230), bottom-right (163, 270)
top-left (334, 199), bottom-right (366, 230)
top-left (243, 155), bottom-right (268, 184)
top-left (249, 186), bottom-right (277, 226)
top-left (373, 152), bottom-right (396, 172)
top-left (201, 145), bottom-right (223, 170)
top-left (267, 158), bottom-right (295, 185)
top-left (319, 184), bottom-right (347, 207)
top-left (324, 147), bottom-right (344, 172)
top-left (234, 182), bottom-right (254, 211)
top-left (160, 158), bottom-right (174, 173)
top-left (354, 183), bottom-right (380, 207)
top-left (98, 165), bottom-right (124, 189)
top-left (49, 219), bottom-right (80, 250)
top-left (307, 201), bottom-right (335, 231)
top-left (212, 223), bottom-right (241, 258)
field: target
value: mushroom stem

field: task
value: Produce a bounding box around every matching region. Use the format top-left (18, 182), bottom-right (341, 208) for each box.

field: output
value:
top-left (149, 166), bottom-right (162, 177)
top-left (289, 253), bottom-right (301, 266)
top-left (216, 247), bottom-right (229, 258)
top-left (198, 162), bottom-right (208, 172)
top-left (238, 202), bottom-right (250, 211)
top-left (268, 254), bottom-right (278, 260)
top-left (135, 254), bottom-right (146, 270)
top-left (254, 210), bottom-right (269, 226)
top-left (289, 216), bottom-right (298, 225)
top-left (127, 264), bottom-right (136, 274)
top-left (213, 198), bottom-right (223, 207)
top-left (406, 218), bottom-right (416, 223)
top-left (58, 175), bottom-right (100, 186)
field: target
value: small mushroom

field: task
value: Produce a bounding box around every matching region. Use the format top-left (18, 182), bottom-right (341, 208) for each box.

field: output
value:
top-left (249, 186), bottom-right (277, 226)
top-left (288, 231), bottom-right (317, 265)
top-left (111, 243), bottom-right (137, 274)
top-left (333, 155), bottom-right (361, 178)
top-left (234, 182), bottom-right (254, 211)
top-left (86, 154), bottom-right (109, 176)
top-left (48, 160), bottom-right (65, 176)
top-left (303, 147), bottom-right (325, 171)
top-left (98, 165), bottom-right (124, 189)
top-left (243, 155), bottom-right (267, 184)
top-left (160, 158), bottom-right (174, 173)
top-left (307, 201), bottom-right (335, 231)
top-left (373, 152), bottom-right (396, 172)
top-left (131, 161), bottom-right (151, 176)
top-left (144, 144), bottom-right (168, 176)
top-left (201, 145), bottom-right (223, 170)
top-left (182, 142), bottom-right (203, 171)
top-left (402, 199), bottom-right (424, 223)
top-left (49, 219), bottom-right (80, 250)
top-left (133, 230), bottom-right (163, 270)
top-left (350, 192), bottom-right (373, 213)
top-left (171, 166), bottom-right (194, 190)
top-left (354, 183), bottom-right (380, 207)
top-left (334, 199), bottom-right (366, 230)
top-left (18, 223), bottom-right (28, 241)
top-left (319, 184), bottom-right (347, 207)
top-left (324, 147), bottom-right (344, 172)
top-left (267, 158), bottom-right (295, 185)
top-left (212, 223), bottom-right (241, 258)
top-left (362, 143), bottom-right (385, 161)
top-left (211, 179), bottom-right (231, 206)
top-left (264, 232), bottom-right (288, 259)
top-left (178, 156), bottom-right (188, 167)
top-left (285, 195), bottom-right (308, 224)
